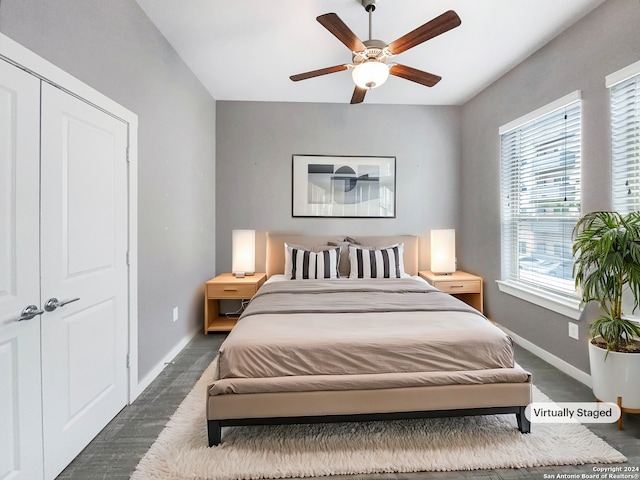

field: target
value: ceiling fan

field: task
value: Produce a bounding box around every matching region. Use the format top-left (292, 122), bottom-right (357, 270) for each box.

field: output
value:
top-left (289, 0), bottom-right (461, 104)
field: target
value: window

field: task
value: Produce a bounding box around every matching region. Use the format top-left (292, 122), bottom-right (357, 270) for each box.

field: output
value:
top-left (499, 91), bottom-right (581, 301)
top-left (608, 61), bottom-right (640, 214)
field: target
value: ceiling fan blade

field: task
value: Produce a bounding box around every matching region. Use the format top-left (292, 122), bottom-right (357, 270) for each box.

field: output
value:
top-left (290, 64), bottom-right (349, 82)
top-left (350, 86), bottom-right (367, 104)
top-left (387, 10), bottom-right (461, 55)
top-left (317, 13), bottom-right (366, 52)
top-left (390, 64), bottom-right (441, 87)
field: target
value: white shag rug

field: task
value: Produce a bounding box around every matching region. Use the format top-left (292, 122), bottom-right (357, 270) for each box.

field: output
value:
top-left (131, 360), bottom-right (626, 480)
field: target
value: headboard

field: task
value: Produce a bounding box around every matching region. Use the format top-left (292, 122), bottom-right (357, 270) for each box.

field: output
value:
top-left (266, 234), bottom-right (419, 278)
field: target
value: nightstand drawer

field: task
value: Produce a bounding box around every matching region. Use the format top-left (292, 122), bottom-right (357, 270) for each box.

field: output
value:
top-left (433, 279), bottom-right (481, 294)
top-left (207, 283), bottom-right (258, 298)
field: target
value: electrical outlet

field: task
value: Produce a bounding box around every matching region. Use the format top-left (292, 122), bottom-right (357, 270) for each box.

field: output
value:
top-left (568, 321), bottom-right (579, 340)
top-left (173, 307), bottom-right (179, 322)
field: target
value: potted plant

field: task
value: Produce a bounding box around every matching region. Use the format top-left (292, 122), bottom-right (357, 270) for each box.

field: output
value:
top-left (572, 211), bottom-right (640, 411)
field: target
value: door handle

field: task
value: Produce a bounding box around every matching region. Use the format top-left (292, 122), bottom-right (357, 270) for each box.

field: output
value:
top-left (18, 305), bottom-right (44, 321)
top-left (44, 297), bottom-right (80, 312)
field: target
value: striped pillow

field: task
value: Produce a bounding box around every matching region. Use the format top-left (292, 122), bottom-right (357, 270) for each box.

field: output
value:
top-left (286, 245), bottom-right (340, 280)
top-left (348, 244), bottom-right (405, 278)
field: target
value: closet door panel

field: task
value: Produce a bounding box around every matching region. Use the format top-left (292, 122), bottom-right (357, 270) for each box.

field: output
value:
top-left (0, 60), bottom-right (44, 480)
top-left (40, 82), bottom-right (129, 480)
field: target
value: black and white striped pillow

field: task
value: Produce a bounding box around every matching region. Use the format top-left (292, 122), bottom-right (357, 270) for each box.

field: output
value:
top-left (348, 244), bottom-right (406, 278)
top-left (286, 245), bottom-right (340, 280)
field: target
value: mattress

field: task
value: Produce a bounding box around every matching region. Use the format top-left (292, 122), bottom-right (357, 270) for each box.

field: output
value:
top-left (212, 277), bottom-right (524, 396)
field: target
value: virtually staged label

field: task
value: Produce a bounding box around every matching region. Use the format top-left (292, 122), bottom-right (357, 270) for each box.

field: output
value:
top-left (525, 402), bottom-right (621, 423)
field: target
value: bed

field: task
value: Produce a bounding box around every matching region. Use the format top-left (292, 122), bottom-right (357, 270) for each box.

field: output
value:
top-left (206, 234), bottom-right (532, 446)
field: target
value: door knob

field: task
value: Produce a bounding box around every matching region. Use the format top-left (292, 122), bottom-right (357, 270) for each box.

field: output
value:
top-left (44, 297), bottom-right (80, 312)
top-left (18, 305), bottom-right (44, 321)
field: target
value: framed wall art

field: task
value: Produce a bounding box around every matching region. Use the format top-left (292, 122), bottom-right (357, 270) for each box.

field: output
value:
top-left (292, 154), bottom-right (396, 218)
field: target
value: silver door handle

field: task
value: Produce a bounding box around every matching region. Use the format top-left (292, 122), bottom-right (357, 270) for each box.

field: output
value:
top-left (44, 297), bottom-right (80, 312)
top-left (18, 305), bottom-right (44, 321)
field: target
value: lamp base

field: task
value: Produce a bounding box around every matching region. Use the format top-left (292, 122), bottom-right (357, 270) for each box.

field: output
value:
top-left (233, 272), bottom-right (254, 278)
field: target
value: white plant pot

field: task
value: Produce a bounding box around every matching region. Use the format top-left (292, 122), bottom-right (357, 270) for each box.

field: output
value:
top-left (588, 341), bottom-right (640, 410)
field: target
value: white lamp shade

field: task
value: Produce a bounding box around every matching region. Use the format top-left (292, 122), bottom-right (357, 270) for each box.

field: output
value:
top-left (232, 229), bottom-right (255, 275)
top-left (352, 61), bottom-right (389, 89)
top-left (431, 229), bottom-right (456, 274)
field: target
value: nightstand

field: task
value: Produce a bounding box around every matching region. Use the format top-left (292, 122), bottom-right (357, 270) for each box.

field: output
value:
top-left (204, 273), bottom-right (267, 333)
top-left (419, 270), bottom-right (483, 313)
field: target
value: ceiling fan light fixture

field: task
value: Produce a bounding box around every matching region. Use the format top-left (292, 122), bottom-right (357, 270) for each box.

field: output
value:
top-left (352, 60), bottom-right (389, 89)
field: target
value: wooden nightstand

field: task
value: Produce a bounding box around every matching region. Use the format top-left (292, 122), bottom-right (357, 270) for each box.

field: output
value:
top-left (419, 270), bottom-right (483, 314)
top-left (204, 273), bottom-right (266, 333)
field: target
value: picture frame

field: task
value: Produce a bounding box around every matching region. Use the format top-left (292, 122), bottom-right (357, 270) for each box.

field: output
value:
top-left (292, 154), bottom-right (396, 218)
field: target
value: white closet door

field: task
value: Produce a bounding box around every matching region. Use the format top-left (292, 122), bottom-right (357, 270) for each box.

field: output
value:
top-left (0, 61), bottom-right (44, 480)
top-left (40, 82), bottom-right (129, 479)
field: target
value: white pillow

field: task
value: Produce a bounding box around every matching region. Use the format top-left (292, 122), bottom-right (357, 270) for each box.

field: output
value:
top-left (348, 243), bottom-right (405, 278)
top-left (284, 244), bottom-right (340, 279)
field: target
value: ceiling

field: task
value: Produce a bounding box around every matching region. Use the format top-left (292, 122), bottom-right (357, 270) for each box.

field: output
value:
top-left (134, 0), bottom-right (606, 106)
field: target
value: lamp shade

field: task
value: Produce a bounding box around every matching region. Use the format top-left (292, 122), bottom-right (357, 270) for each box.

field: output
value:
top-left (352, 61), bottom-right (389, 89)
top-left (431, 229), bottom-right (456, 274)
top-left (232, 229), bottom-right (255, 277)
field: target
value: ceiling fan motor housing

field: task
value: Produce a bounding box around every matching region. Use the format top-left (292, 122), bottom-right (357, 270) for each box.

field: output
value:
top-left (352, 39), bottom-right (389, 65)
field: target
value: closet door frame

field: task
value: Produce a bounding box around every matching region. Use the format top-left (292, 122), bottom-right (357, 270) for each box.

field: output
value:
top-left (0, 33), bottom-right (141, 402)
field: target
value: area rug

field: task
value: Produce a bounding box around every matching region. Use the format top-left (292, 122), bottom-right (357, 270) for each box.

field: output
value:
top-left (131, 360), bottom-right (626, 480)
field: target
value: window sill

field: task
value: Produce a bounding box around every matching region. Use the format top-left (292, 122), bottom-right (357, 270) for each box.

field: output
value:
top-left (496, 280), bottom-right (582, 320)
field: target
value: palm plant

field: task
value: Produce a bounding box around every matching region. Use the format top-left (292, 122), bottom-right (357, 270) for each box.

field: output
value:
top-left (572, 211), bottom-right (640, 353)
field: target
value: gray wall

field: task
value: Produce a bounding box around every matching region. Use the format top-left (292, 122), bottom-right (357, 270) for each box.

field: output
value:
top-left (215, 101), bottom-right (462, 273)
top-left (0, 0), bottom-right (217, 379)
top-left (460, 0), bottom-right (640, 372)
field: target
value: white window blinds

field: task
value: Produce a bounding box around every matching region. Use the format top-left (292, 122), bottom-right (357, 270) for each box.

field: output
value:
top-left (610, 69), bottom-right (640, 214)
top-left (500, 93), bottom-right (581, 298)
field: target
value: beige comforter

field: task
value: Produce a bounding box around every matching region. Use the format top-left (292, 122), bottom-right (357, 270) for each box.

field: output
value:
top-left (216, 279), bottom-right (517, 390)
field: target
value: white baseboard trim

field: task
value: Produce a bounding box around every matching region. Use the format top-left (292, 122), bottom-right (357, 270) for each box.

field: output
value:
top-left (130, 326), bottom-right (200, 401)
top-left (498, 324), bottom-right (592, 388)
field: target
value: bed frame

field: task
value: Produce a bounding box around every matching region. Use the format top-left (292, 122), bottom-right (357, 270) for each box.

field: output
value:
top-left (206, 234), bottom-right (532, 446)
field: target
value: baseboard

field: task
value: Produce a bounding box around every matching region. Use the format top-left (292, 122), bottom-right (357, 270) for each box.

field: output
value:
top-left (498, 324), bottom-right (592, 388)
top-left (131, 326), bottom-right (200, 401)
